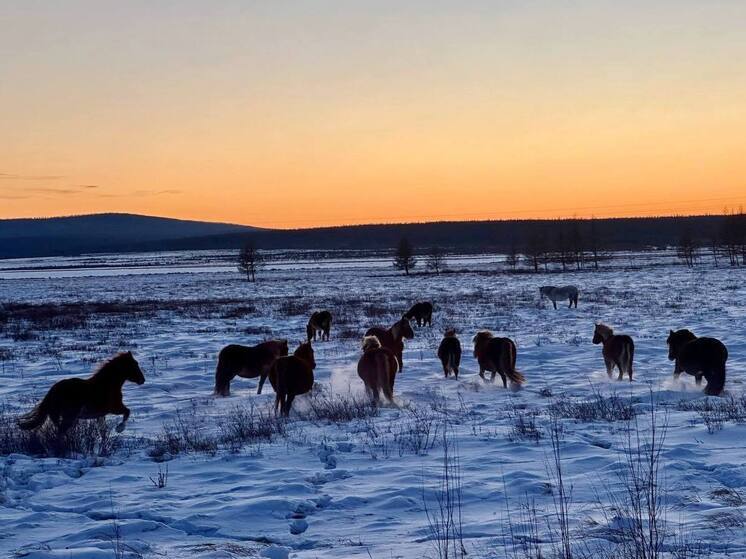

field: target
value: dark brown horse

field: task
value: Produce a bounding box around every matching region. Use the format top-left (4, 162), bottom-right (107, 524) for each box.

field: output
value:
top-left (214, 339), bottom-right (288, 396)
top-left (667, 329), bottom-right (728, 395)
top-left (365, 316), bottom-right (414, 371)
top-left (307, 310), bottom-right (332, 342)
top-left (269, 341), bottom-right (316, 416)
top-left (472, 331), bottom-right (525, 387)
top-left (17, 352), bottom-right (145, 433)
top-left (357, 336), bottom-right (399, 404)
top-left (437, 328), bottom-right (461, 378)
top-left (404, 302), bottom-right (433, 327)
top-left (593, 323), bottom-right (634, 381)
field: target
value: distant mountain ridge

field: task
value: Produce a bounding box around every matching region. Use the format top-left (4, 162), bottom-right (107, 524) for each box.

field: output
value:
top-left (0, 213), bottom-right (257, 258)
top-left (0, 212), bottom-right (734, 259)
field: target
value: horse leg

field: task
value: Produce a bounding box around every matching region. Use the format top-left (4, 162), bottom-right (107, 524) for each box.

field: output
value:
top-left (498, 371), bottom-right (507, 388)
top-left (283, 394), bottom-right (296, 417)
top-left (257, 372), bottom-right (268, 394)
top-left (604, 357), bottom-right (614, 379)
top-left (615, 360), bottom-right (624, 382)
top-left (479, 366), bottom-right (486, 381)
top-left (552, 300), bottom-right (557, 310)
top-left (453, 366), bottom-right (458, 379)
top-left (695, 374), bottom-right (703, 386)
top-left (110, 402), bottom-right (131, 433)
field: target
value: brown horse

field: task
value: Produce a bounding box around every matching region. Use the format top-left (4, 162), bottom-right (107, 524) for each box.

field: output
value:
top-left (269, 341), bottom-right (316, 416)
top-left (307, 310), bottom-right (332, 342)
top-left (357, 336), bottom-right (399, 404)
top-left (667, 329), bottom-right (728, 395)
top-left (214, 339), bottom-right (288, 396)
top-left (404, 302), bottom-right (433, 327)
top-left (472, 331), bottom-right (525, 387)
top-left (365, 316), bottom-right (414, 371)
top-left (17, 352), bottom-right (145, 433)
top-left (437, 328), bottom-right (461, 378)
top-left (593, 323), bottom-right (634, 381)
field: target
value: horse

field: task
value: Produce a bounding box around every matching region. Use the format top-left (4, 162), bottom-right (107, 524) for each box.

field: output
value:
top-left (17, 351), bottom-right (145, 434)
top-left (539, 285), bottom-right (579, 309)
top-left (437, 328), bottom-right (462, 378)
top-left (307, 310), bottom-right (332, 342)
top-left (365, 316), bottom-right (414, 371)
top-left (404, 301), bottom-right (433, 327)
top-left (269, 341), bottom-right (316, 416)
top-left (214, 339), bottom-right (288, 396)
top-left (667, 329), bottom-right (728, 396)
top-left (472, 331), bottom-right (525, 388)
top-left (592, 323), bottom-right (634, 381)
top-left (357, 336), bottom-right (399, 404)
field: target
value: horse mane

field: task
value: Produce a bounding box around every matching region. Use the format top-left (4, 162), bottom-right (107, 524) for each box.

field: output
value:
top-left (444, 328), bottom-right (457, 337)
top-left (595, 323), bottom-right (614, 339)
top-left (472, 330), bottom-right (493, 344)
top-left (362, 335), bottom-right (382, 352)
top-left (90, 352), bottom-right (132, 380)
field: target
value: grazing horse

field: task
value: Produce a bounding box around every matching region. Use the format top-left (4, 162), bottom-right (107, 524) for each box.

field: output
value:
top-left (667, 329), bottom-right (728, 396)
top-left (214, 339), bottom-right (288, 396)
top-left (540, 286), bottom-right (579, 309)
top-left (437, 329), bottom-right (462, 378)
top-left (404, 302), bottom-right (433, 327)
top-left (307, 310), bottom-right (332, 342)
top-left (269, 341), bottom-right (316, 416)
top-left (17, 352), bottom-right (145, 434)
top-left (592, 323), bottom-right (634, 381)
top-left (472, 331), bottom-right (525, 388)
top-left (357, 336), bottom-right (399, 404)
top-left (365, 316), bottom-right (414, 371)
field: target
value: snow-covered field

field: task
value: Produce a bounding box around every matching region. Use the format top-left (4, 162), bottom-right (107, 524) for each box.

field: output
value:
top-left (0, 252), bottom-right (744, 558)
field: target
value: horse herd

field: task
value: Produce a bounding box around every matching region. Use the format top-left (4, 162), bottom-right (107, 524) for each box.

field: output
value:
top-left (16, 285), bottom-right (730, 432)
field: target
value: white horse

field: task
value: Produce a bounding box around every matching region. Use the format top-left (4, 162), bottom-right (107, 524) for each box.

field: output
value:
top-left (539, 285), bottom-right (579, 309)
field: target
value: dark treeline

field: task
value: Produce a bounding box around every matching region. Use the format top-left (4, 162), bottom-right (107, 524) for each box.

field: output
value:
top-left (1, 212), bottom-right (745, 261)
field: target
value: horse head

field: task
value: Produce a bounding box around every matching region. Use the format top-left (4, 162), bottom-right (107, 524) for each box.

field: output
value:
top-left (592, 323), bottom-right (612, 345)
top-left (122, 351), bottom-right (146, 385)
top-left (666, 329), bottom-right (696, 361)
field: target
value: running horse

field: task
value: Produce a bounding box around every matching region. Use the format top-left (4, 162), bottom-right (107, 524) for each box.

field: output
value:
top-left (667, 329), bottom-right (728, 395)
top-left (472, 331), bottom-right (525, 388)
top-left (592, 323), bottom-right (634, 381)
top-left (214, 339), bottom-right (289, 396)
top-left (269, 341), bottom-right (316, 416)
top-left (357, 336), bottom-right (399, 404)
top-left (17, 352), bottom-right (146, 433)
top-left (365, 316), bottom-right (414, 371)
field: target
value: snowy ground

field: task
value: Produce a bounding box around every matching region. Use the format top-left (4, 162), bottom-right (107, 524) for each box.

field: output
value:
top-left (0, 252), bottom-right (744, 558)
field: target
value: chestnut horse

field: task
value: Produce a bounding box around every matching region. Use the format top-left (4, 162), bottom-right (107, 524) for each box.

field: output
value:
top-left (307, 310), bottom-right (332, 342)
top-left (365, 316), bottom-right (414, 370)
top-left (269, 341), bottom-right (316, 416)
top-left (437, 329), bottom-right (462, 378)
top-left (214, 339), bottom-right (288, 396)
top-left (17, 352), bottom-right (145, 433)
top-left (357, 336), bottom-right (399, 404)
top-left (667, 329), bottom-right (728, 395)
top-left (472, 331), bottom-right (525, 387)
top-left (593, 323), bottom-right (634, 381)
top-left (404, 302), bottom-right (433, 327)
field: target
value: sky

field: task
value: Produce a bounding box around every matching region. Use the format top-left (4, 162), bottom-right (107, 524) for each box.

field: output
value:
top-left (1, 1), bottom-right (745, 228)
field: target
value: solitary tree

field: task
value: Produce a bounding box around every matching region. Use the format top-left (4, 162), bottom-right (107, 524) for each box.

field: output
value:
top-left (505, 241), bottom-right (519, 271)
top-left (237, 240), bottom-right (263, 282)
top-left (394, 238), bottom-right (416, 275)
top-left (426, 246), bottom-right (446, 275)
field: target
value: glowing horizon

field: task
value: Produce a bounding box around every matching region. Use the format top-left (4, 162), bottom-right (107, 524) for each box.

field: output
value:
top-left (2, 1), bottom-right (745, 229)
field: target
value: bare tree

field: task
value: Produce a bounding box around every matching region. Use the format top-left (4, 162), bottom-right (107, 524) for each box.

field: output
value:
top-left (523, 232), bottom-right (547, 273)
top-left (394, 238), bottom-right (416, 275)
top-left (676, 229), bottom-right (697, 267)
top-left (426, 246), bottom-right (446, 275)
top-left (505, 241), bottom-right (519, 271)
top-left (237, 240), bottom-right (262, 282)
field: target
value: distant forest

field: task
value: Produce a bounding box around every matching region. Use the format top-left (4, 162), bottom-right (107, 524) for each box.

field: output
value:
top-left (0, 212), bottom-right (744, 262)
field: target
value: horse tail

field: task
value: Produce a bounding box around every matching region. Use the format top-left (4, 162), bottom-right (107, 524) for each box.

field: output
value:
top-left (504, 342), bottom-right (525, 385)
top-left (214, 355), bottom-right (231, 397)
top-left (272, 361), bottom-right (287, 414)
top-left (627, 339), bottom-right (635, 379)
top-left (17, 391), bottom-right (52, 430)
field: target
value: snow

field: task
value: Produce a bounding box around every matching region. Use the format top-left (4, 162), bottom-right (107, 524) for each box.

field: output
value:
top-left (0, 252), bottom-right (744, 557)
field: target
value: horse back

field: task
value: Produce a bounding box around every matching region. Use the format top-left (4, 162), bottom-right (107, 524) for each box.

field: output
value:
top-left (604, 335), bottom-right (634, 360)
top-left (270, 356), bottom-right (314, 396)
top-left (438, 337), bottom-right (461, 361)
top-left (365, 327), bottom-right (394, 349)
top-left (680, 337), bottom-right (727, 370)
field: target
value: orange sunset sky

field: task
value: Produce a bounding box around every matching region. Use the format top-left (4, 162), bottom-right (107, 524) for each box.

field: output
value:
top-left (1, 1), bottom-right (745, 228)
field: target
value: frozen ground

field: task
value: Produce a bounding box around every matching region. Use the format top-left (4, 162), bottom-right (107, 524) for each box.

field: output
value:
top-left (0, 252), bottom-right (744, 558)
